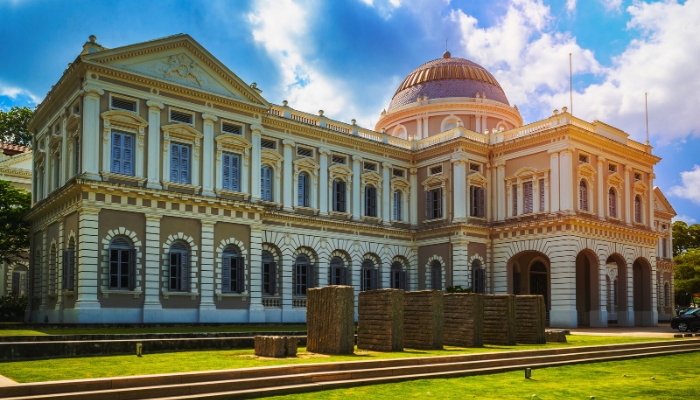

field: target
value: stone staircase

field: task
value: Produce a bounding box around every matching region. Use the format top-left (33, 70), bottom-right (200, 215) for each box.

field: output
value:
top-left (2, 339), bottom-right (699, 400)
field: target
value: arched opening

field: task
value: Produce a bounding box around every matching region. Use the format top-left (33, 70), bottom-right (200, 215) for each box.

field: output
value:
top-left (633, 257), bottom-right (653, 326)
top-left (390, 261), bottom-right (407, 290)
top-left (261, 250), bottom-right (277, 296)
top-left (430, 260), bottom-right (442, 291)
top-left (168, 240), bottom-right (189, 292)
top-left (330, 256), bottom-right (348, 286)
top-left (606, 254), bottom-right (629, 326)
top-left (222, 245), bottom-right (244, 294)
top-left (575, 250), bottom-right (601, 327)
top-left (507, 251), bottom-right (550, 318)
top-left (472, 259), bottom-right (485, 293)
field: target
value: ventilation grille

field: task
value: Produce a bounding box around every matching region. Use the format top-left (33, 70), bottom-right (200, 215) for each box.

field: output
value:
top-left (171, 110), bottom-right (193, 124)
top-left (430, 165), bottom-right (443, 175)
top-left (332, 155), bottom-right (347, 165)
top-left (470, 163), bottom-right (480, 172)
top-left (222, 122), bottom-right (242, 135)
top-left (392, 168), bottom-right (404, 177)
top-left (111, 97), bottom-right (137, 112)
top-left (364, 162), bottom-right (377, 171)
top-left (261, 139), bottom-right (276, 149)
top-left (609, 164), bottom-right (617, 173)
top-left (297, 147), bottom-right (313, 157)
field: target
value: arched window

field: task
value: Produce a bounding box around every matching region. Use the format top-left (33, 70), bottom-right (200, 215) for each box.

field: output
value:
top-left (110, 236), bottom-right (135, 290)
top-left (430, 260), bottom-right (442, 291)
top-left (298, 172), bottom-right (310, 207)
top-left (11, 266), bottom-right (27, 297)
top-left (472, 260), bottom-right (485, 294)
top-left (361, 259), bottom-right (378, 291)
top-left (579, 180), bottom-right (588, 211)
top-left (391, 261), bottom-right (407, 290)
top-left (330, 256), bottom-right (348, 285)
top-left (49, 244), bottom-right (57, 296)
top-left (261, 165), bottom-right (273, 202)
top-left (634, 195), bottom-right (642, 223)
top-left (222, 245), bottom-right (244, 293)
top-left (608, 188), bottom-right (617, 218)
top-left (62, 238), bottom-right (76, 291)
top-left (169, 241), bottom-right (189, 292)
top-left (393, 191), bottom-right (402, 221)
top-left (294, 254), bottom-right (314, 296)
top-left (365, 185), bottom-right (377, 217)
top-left (333, 179), bottom-right (346, 213)
top-left (262, 251), bottom-right (277, 296)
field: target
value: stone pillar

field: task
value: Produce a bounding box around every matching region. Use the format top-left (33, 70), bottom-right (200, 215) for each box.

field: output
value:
top-left (352, 157), bottom-right (362, 221)
top-left (549, 249), bottom-right (577, 328)
top-left (357, 289), bottom-right (404, 351)
top-left (483, 294), bottom-right (517, 345)
top-left (404, 291), bottom-right (444, 349)
top-left (559, 149), bottom-right (574, 212)
top-left (201, 114), bottom-right (217, 197)
top-left (617, 261), bottom-right (635, 326)
top-left (281, 252), bottom-right (294, 322)
top-left (382, 163), bottom-right (391, 225)
top-left (452, 154), bottom-right (468, 222)
top-left (143, 214), bottom-right (163, 323)
top-left (44, 136), bottom-right (51, 194)
top-left (282, 140), bottom-right (295, 211)
top-left (75, 206), bottom-right (100, 322)
top-left (648, 173), bottom-right (655, 228)
top-left (497, 163), bottom-right (505, 220)
top-left (409, 167), bottom-right (418, 226)
top-left (549, 151), bottom-right (560, 213)
top-left (451, 235), bottom-right (469, 288)
top-left (249, 225), bottom-right (265, 322)
top-left (592, 257), bottom-right (608, 327)
top-left (307, 286), bottom-right (355, 354)
top-left (199, 220), bottom-right (216, 322)
top-left (444, 293), bottom-right (484, 347)
top-left (146, 100), bottom-right (164, 190)
top-left (251, 124), bottom-right (263, 202)
top-left (624, 165), bottom-right (632, 224)
top-left (81, 86), bottom-right (103, 181)
top-left (319, 148), bottom-right (330, 215)
top-left (597, 157), bottom-right (605, 219)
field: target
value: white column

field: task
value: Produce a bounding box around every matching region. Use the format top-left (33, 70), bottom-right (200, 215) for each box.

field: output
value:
top-left (74, 206), bottom-right (100, 321)
top-left (452, 156), bottom-right (468, 221)
top-left (201, 114), bottom-right (217, 197)
top-left (143, 214), bottom-right (163, 322)
top-left (199, 220), bottom-right (216, 322)
top-left (592, 257), bottom-right (608, 327)
top-left (559, 149), bottom-right (574, 212)
top-left (481, 115), bottom-right (488, 133)
top-left (60, 116), bottom-right (68, 185)
top-left (624, 165), bottom-right (632, 224)
top-left (543, 172), bottom-right (550, 212)
top-left (597, 158), bottom-right (605, 219)
top-left (486, 165), bottom-right (492, 221)
top-left (282, 140), bottom-right (295, 211)
top-left (146, 100), bottom-right (163, 190)
top-left (422, 117), bottom-right (429, 138)
top-left (648, 173), bottom-right (655, 228)
top-left (249, 225), bottom-right (265, 322)
top-left (352, 157), bottom-right (362, 220)
top-left (382, 163), bottom-right (391, 224)
top-left (43, 136), bottom-right (51, 194)
top-left (549, 250), bottom-right (578, 328)
top-left (409, 167), bottom-right (418, 226)
top-left (81, 86), bottom-right (103, 181)
top-left (497, 163), bottom-right (505, 220)
top-left (475, 115), bottom-right (481, 133)
top-left (250, 124), bottom-right (263, 201)
top-left (416, 117), bottom-right (422, 139)
top-left (319, 148), bottom-right (330, 215)
top-left (549, 151), bottom-right (560, 213)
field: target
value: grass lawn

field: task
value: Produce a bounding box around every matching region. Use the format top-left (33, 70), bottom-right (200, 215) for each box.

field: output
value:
top-left (265, 352), bottom-right (700, 399)
top-left (0, 325), bottom-right (307, 336)
top-left (0, 335), bottom-right (674, 383)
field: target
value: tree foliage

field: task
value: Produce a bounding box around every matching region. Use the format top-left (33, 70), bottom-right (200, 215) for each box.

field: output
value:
top-left (674, 248), bottom-right (700, 306)
top-left (672, 220), bottom-right (700, 257)
top-left (0, 180), bottom-right (31, 264)
top-left (0, 106), bottom-right (33, 148)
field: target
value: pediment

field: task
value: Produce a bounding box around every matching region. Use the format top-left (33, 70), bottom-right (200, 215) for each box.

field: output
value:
top-left (513, 167), bottom-right (538, 178)
top-left (294, 157), bottom-right (320, 171)
top-left (422, 174), bottom-right (448, 187)
top-left (577, 163), bottom-right (597, 178)
top-left (0, 151), bottom-right (32, 170)
top-left (84, 35), bottom-right (269, 107)
top-left (633, 179), bottom-right (648, 193)
top-left (261, 149), bottom-right (284, 164)
top-left (468, 171), bottom-right (487, 185)
top-left (102, 110), bottom-right (148, 128)
top-left (329, 164), bottom-right (352, 178)
top-left (654, 187), bottom-right (676, 215)
top-left (391, 176), bottom-right (410, 189)
top-left (162, 123), bottom-right (203, 141)
top-left (607, 172), bottom-right (624, 187)
top-left (362, 171), bottom-right (382, 185)
top-left (215, 133), bottom-right (251, 153)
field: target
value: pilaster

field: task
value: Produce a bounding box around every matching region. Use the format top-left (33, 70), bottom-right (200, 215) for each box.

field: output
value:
top-left (381, 163), bottom-right (391, 225)
top-left (250, 124), bottom-right (263, 202)
top-left (81, 86), bottom-right (103, 181)
top-left (451, 235), bottom-right (470, 288)
top-left (319, 147), bottom-right (330, 215)
top-left (60, 115), bottom-right (68, 185)
top-left (624, 165), bottom-right (632, 224)
top-left (559, 149), bottom-right (573, 212)
top-left (597, 157), bottom-right (605, 219)
top-left (451, 153), bottom-right (468, 221)
top-left (496, 162), bottom-right (505, 220)
top-left (75, 206), bottom-right (101, 320)
top-left (146, 100), bottom-right (164, 190)
top-left (549, 151), bottom-right (560, 213)
top-left (409, 167), bottom-right (418, 226)
top-left (352, 157), bottom-right (362, 221)
top-left (648, 173), bottom-right (655, 229)
top-left (201, 113), bottom-right (218, 197)
top-left (143, 213), bottom-right (163, 323)
top-left (282, 140), bottom-right (295, 211)
top-left (199, 220), bottom-right (216, 321)
top-left (249, 225), bottom-right (265, 322)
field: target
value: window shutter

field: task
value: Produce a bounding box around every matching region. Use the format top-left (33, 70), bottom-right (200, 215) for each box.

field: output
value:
top-left (512, 185), bottom-right (518, 216)
top-left (370, 268), bottom-right (378, 290)
top-left (232, 155), bottom-right (240, 192)
top-left (62, 251), bottom-right (69, 290)
top-left (123, 134), bottom-right (133, 176)
top-left (340, 182), bottom-right (346, 212)
top-left (399, 270), bottom-right (406, 291)
top-left (181, 252), bottom-right (189, 292)
top-left (437, 187), bottom-right (443, 218)
top-left (523, 181), bottom-right (533, 214)
top-left (236, 257), bottom-right (245, 293)
top-left (469, 186), bottom-right (475, 216)
top-left (539, 179), bottom-right (545, 211)
top-left (297, 175), bottom-right (304, 206)
top-left (75, 138), bottom-right (81, 175)
top-left (330, 264), bottom-right (335, 285)
top-left (478, 188), bottom-right (485, 217)
top-left (128, 249), bottom-right (136, 290)
top-left (425, 190), bottom-right (429, 218)
top-left (171, 144), bottom-right (180, 183)
top-left (180, 145), bottom-right (190, 184)
top-left (67, 249), bottom-right (75, 291)
top-left (341, 267), bottom-right (347, 285)
top-left (270, 262), bottom-right (277, 295)
top-left (111, 132), bottom-right (122, 173)
top-left (222, 153), bottom-right (231, 191)
top-left (222, 256), bottom-right (231, 292)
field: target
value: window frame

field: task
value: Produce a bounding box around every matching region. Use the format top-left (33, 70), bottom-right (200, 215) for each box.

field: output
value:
top-left (169, 107), bottom-right (195, 126)
top-left (221, 151), bottom-right (241, 192)
top-left (110, 130), bottom-right (136, 177)
top-left (108, 237), bottom-right (136, 291)
top-left (168, 241), bottom-right (190, 293)
top-left (329, 256), bottom-right (348, 286)
top-left (364, 185), bottom-right (378, 217)
top-left (294, 254), bottom-right (314, 296)
top-left (109, 93), bottom-right (139, 114)
top-left (169, 142), bottom-right (192, 185)
top-left (390, 261), bottom-right (407, 290)
top-left (221, 245), bottom-right (245, 294)
top-left (425, 187), bottom-right (443, 220)
top-left (260, 164), bottom-right (273, 202)
top-left (262, 251), bottom-right (277, 296)
top-left (298, 172), bottom-right (311, 207)
top-left (333, 179), bottom-right (347, 213)
top-left (360, 259), bottom-right (378, 291)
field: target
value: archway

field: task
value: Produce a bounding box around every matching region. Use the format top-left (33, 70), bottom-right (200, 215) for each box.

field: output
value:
top-left (508, 251), bottom-right (550, 312)
top-left (575, 250), bottom-right (601, 327)
top-left (607, 254), bottom-right (630, 326)
top-left (633, 257), bottom-right (653, 326)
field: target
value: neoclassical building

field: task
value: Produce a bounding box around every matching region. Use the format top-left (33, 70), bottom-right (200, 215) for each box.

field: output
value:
top-left (26, 35), bottom-right (675, 327)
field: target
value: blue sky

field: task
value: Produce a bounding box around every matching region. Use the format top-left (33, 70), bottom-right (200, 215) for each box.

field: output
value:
top-left (1, 0), bottom-right (699, 223)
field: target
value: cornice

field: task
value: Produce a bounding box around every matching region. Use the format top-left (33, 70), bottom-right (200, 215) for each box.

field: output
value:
top-left (381, 99), bottom-right (522, 129)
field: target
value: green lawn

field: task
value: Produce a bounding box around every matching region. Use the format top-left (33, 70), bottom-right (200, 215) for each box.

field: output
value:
top-left (0, 325), bottom-right (307, 336)
top-left (0, 335), bottom-right (674, 383)
top-left (265, 352), bottom-right (700, 399)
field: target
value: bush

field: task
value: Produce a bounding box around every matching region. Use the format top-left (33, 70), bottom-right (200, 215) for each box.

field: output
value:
top-left (0, 293), bottom-right (28, 322)
top-left (446, 286), bottom-right (473, 293)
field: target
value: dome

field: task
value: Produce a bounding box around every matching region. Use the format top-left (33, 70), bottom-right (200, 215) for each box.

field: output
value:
top-left (388, 55), bottom-right (509, 111)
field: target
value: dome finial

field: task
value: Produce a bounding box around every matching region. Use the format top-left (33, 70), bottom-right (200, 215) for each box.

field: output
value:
top-left (443, 38), bottom-right (451, 58)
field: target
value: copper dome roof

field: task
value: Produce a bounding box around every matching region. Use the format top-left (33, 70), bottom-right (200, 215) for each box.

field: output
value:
top-left (388, 56), bottom-right (509, 111)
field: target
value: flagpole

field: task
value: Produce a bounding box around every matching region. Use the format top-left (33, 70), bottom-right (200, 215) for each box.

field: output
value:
top-left (645, 92), bottom-right (649, 145)
top-left (569, 53), bottom-right (573, 115)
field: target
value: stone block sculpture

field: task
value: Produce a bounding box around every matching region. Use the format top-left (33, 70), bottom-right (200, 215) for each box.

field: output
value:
top-left (306, 285), bottom-right (355, 354)
top-left (443, 293), bottom-right (484, 347)
top-left (254, 336), bottom-right (298, 358)
top-left (358, 289), bottom-right (404, 351)
top-left (483, 294), bottom-right (516, 346)
top-left (515, 295), bottom-right (547, 344)
top-left (404, 290), bottom-right (444, 349)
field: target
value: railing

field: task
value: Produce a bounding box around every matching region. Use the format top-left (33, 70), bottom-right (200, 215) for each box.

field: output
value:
top-left (291, 113), bottom-right (318, 126)
top-left (292, 298), bottom-right (307, 308)
top-left (327, 123), bottom-right (350, 134)
top-left (262, 297), bottom-right (281, 308)
top-left (503, 121), bottom-right (552, 141)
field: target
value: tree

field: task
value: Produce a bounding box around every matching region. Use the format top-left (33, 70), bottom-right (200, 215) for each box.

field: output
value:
top-left (672, 220), bottom-right (700, 256)
top-left (0, 180), bottom-right (31, 264)
top-left (0, 106), bottom-right (33, 148)
top-left (674, 248), bottom-right (700, 307)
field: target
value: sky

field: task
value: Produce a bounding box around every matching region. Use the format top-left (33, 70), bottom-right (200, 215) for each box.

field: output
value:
top-left (1, 0), bottom-right (699, 224)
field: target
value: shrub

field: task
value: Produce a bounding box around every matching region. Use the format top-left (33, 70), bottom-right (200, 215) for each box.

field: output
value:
top-left (446, 286), bottom-right (473, 293)
top-left (0, 293), bottom-right (28, 322)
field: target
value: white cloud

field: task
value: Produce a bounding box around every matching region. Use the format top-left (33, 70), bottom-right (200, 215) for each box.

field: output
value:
top-left (566, 0), bottom-right (577, 13)
top-left (0, 82), bottom-right (40, 104)
top-left (600, 0), bottom-right (622, 11)
top-left (673, 215), bottom-right (697, 224)
top-left (669, 165), bottom-right (700, 205)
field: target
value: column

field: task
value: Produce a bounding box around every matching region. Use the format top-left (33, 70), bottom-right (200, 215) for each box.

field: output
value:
top-left (249, 225), bottom-right (265, 322)
top-left (352, 157), bottom-right (362, 220)
top-left (409, 167), bottom-right (418, 226)
top-left (496, 163), bottom-right (505, 220)
top-left (481, 115), bottom-right (487, 133)
top-left (416, 117), bottom-right (422, 139)
top-left (422, 117), bottom-right (429, 138)
top-left (146, 100), bottom-right (164, 190)
top-left (319, 148), bottom-right (330, 215)
top-left (382, 163), bottom-right (391, 224)
top-left (559, 149), bottom-right (574, 211)
top-left (597, 157), bottom-right (605, 219)
top-left (60, 116), bottom-right (67, 185)
top-left (619, 261), bottom-right (635, 326)
top-left (549, 250), bottom-right (578, 328)
top-left (250, 124), bottom-right (263, 201)
top-left (143, 214), bottom-right (163, 323)
top-left (282, 140), bottom-right (295, 211)
top-left (549, 151), bottom-right (560, 213)
top-left (451, 236), bottom-right (470, 288)
top-left (475, 115), bottom-right (481, 133)
top-left (624, 166), bottom-right (632, 224)
top-left (648, 173), bottom-right (655, 228)
top-left (201, 114), bottom-right (218, 197)
top-left (199, 220), bottom-right (216, 322)
top-left (39, 231), bottom-right (47, 318)
top-left (43, 136), bottom-right (50, 194)
top-left (486, 165), bottom-right (492, 221)
top-left (75, 206), bottom-right (100, 322)
top-left (592, 257), bottom-right (608, 327)
top-left (280, 252), bottom-right (294, 322)
top-left (452, 155), bottom-right (468, 221)
top-left (81, 86), bottom-right (103, 181)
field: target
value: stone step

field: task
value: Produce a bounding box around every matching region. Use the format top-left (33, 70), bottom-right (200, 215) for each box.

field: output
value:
top-left (2, 340), bottom-right (698, 400)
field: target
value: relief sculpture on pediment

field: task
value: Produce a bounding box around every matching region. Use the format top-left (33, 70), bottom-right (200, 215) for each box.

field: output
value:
top-left (149, 53), bottom-right (209, 88)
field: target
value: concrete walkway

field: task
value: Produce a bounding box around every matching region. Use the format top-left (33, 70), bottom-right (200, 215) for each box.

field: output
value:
top-left (0, 373), bottom-right (17, 386)
top-left (569, 325), bottom-right (682, 338)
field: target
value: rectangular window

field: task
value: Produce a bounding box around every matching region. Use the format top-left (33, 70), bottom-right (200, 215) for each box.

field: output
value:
top-left (392, 168), bottom-right (405, 178)
top-left (512, 184), bottom-right (518, 216)
top-left (298, 174), bottom-right (310, 207)
top-left (221, 122), bottom-right (242, 135)
top-left (365, 186), bottom-right (377, 217)
top-left (170, 143), bottom-right (191, 184)
top-left (472, 268), bottom-right (485, 294)
top-left (539, 179), bottom-right (545, 211)
top-left (609, 163), bottom-right (617, 173)
top-left (111, 131), bottom-right (135, 176)
top-left (170, 109), bottom-right (193, 124)
top-left (363, 161), bottom-right (377, 172)
top-left (470, 186), bottom-right (485, 217)
top-left (297, 146), bottom-right (313, 158)
top-left (222, 256), bottom-right (245, 293)
top-left (361, 267), bottom-right (378, 291)
top-left (393, 191), bottom-right (402, 221)
top-left (260, 138), bottom-right (277, 149)
top-left (222, 152), bottom-right (240, 191)
top-left (429, 165), bottom-right (443, 175)
top-left (61, 249), bottom-right (75, 291)
top-left (111, 96), bottom-right (137, 112)
top-left (333, 180), bottom-right (346, 212)
top-left (523, 181), bottom-right (533, 214)
top-left (469, 163), bottom-right (480, 172)
top-left (332, 154), bottom-right (347, 165)
top-left (578, 154), bottom-right (589, 164)
top-left (261, 166), bottom-right (273, 201)
top-left (634, 172), bottom-right (642, 181)
top-left (110, 248), bottom-right (136, 290)
top-left (425, 187), bottom-right (443, 219)
top-left (295, 263), bottom-right (315, 295)
top-left (262, 260), bottom-right (277, 296)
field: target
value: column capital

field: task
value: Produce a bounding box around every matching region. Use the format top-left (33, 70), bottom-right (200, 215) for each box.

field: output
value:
top-left (251, 123), bottom-right (264, 134)
top-left (202, 113), bottom-right (218, 123)
top-left (650, 172), bottom-right (656, 179)
top-left (282, 139), bottom-right (296, 148)
top-left (353, 156), bottom-right (363, 164)
top-left (409, 167), bottom-right (417, 174)
top-left (319, 147), bottom-right (331, 155)
top-left (147, 100), bottom-right (164, 110)
top-left (82, 85), bottom-right (104, 98)
top-left (382, 163), bottom-right (392, 171)
top-left (450, 152), bottom-right (469, 164)
top-left (201, 219), bottom-right (216, 227)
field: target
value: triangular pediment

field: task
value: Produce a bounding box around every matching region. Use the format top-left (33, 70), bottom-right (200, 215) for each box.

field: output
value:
top-left (83, 35), bottom-right (269, 107)
top-left (0, 151), bottom-right (32, 170)
top-left (654, 187), bottom-right (676, 216)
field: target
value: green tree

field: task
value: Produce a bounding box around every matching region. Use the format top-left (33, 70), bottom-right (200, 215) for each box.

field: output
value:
top-left (672, 220), bottom-right (700, 256)
top-left (674, 248), bottom-right (700, 306)
top-left (0, 106), bottom-right (33, 148)
top-left (0, 180), bottom-right (31, 264)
